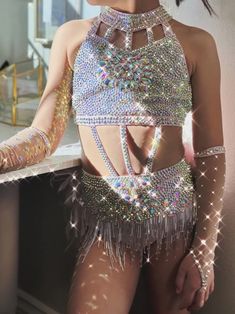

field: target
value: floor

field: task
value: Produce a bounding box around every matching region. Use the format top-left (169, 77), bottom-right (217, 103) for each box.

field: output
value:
top-left (16, 296), bottom-right (57, 314)
top-left (16, 302), bottom-right (42, 314)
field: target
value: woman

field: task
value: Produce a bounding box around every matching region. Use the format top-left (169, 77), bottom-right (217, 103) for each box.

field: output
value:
top-left (0, 0), bottom-right (226, 313)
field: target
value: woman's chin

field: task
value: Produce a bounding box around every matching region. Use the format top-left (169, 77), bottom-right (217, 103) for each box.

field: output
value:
top-left (87, 0), bottom-right (104, 5)
top-left (86, 0), bottom-right (115, 6)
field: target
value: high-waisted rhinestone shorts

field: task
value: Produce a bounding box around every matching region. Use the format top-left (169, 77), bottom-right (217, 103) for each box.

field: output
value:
top-left (52, 157), bottom-right (197, 270)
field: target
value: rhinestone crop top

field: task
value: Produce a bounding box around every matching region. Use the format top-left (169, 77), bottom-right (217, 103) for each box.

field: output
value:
top-left (71, 5), bottom-right (193, 176)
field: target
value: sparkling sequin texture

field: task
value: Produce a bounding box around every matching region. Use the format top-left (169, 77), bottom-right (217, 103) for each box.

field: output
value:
top-left (57, 5), bottom-right (197, 269)
top-left (96, 47), bottom-right (155, 92)
top-left (72, 13), bottom-right (192, 127)
top-left (47, 63), bottom-right (73, 154)
top-left (80, 158), bottom-right (195, 223)
top-left (0, 127), bottom-right (50, 171)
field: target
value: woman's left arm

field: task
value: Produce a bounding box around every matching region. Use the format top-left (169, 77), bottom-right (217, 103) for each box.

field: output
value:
top-left (175, 28), bottom-right (226, 311)
top-left (190, 27), bottom-right (226, 285)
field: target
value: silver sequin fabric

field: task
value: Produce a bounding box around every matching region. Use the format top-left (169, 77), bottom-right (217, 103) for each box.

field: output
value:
top-left (72, 16), bottom-right (192, 127)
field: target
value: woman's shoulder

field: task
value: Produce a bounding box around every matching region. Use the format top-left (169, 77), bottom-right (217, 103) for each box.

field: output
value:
top-left (53, 17), bottom-right (98, 70)
top-left (57, 17), bottom-right (96, 35)
top-left (170, 19), bottom-right (218, 76)
top-left (172, 20), bottom-right (216, 50)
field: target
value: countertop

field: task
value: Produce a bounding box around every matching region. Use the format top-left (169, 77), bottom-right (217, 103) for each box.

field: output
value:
top-left (0, 142), bottom-right (82, 184)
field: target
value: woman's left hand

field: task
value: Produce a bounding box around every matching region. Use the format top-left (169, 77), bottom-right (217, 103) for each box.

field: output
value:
top-left (175, 252), bottom-right (215, 311)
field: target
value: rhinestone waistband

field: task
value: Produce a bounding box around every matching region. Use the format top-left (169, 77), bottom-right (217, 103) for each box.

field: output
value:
top-left (81, 158), bottom-right (192, 186)
top-left (78, 157), bottom-right (195, 224)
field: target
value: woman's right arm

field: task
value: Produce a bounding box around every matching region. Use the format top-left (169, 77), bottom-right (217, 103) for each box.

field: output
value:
top-left (0, 21), bottom-right (77, 174)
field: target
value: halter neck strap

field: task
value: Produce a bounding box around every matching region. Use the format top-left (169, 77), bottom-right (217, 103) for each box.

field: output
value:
top-left (86, 4), bottom-right (176, 41)
top-left (99, 4), bottom-right (173, 32)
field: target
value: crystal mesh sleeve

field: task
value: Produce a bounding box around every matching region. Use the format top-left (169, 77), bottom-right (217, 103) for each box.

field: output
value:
top-left (189, 146), bottom-right (226, 284)
top-left (0, 62), bottom-right (73, 174)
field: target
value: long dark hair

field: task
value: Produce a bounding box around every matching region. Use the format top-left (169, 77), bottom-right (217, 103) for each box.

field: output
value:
top-left (175, 0), bottom-right (216, 16)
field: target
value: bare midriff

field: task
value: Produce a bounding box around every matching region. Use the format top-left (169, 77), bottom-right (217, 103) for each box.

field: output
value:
top-left (77, 125), bottom-right (185, 176)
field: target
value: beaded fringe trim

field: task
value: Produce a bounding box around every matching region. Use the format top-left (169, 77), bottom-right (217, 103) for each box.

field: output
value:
top-left (50, 162), bottom-right (197, 271)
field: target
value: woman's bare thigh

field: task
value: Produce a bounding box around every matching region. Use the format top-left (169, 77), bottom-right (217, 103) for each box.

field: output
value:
top-left (144, 233), bottom-right (193, 314)
top-left (66, 239), bottom-right (142, 314)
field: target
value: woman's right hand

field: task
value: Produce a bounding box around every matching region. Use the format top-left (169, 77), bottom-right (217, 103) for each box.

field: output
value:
top-left (175, 251), bottom-right (215, 311)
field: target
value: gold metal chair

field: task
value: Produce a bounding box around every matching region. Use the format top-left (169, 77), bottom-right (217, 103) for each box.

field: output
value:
top-left (0, 58), bottom-right (44, 126)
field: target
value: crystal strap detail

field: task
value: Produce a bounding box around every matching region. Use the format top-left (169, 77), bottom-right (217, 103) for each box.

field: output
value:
top-left (90, 125), bottom-right (118, 176)
top-left (146, 27), bottom-right (155, 44)
top-left (125, 31), bottom-right (133, 50)
top-left (162, 23), bottom-right (175, 36)
top-left (194, 146), bottom-right (225, 158)
top-left (189, 249), bottom-right (209, 291)
top-left (120, 125), bottom-right (135, 175)
top-left (104, 25), bottom-right (116, 40)
top-left (144, 127), bottom-right (161, 173)
top-left (100, 5), bottom-right (172, 32)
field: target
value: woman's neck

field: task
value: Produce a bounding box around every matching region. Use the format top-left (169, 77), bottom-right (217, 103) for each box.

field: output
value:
top-left (110, 0), bottom-right (161, 14)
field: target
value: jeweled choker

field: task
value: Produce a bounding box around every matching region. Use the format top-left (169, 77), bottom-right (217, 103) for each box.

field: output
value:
top-left (100, 4), bottom-right (172, 32)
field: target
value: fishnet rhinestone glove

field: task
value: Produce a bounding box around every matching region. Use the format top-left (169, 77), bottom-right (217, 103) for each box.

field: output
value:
top-left (189, 146), bottom-right (226, 291)
top-left (0, 126), bottom-right (51, 172)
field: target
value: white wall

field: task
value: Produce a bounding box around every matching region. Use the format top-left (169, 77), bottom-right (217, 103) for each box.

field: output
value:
top-left (27, 1), bottom-right (101, 70)
top-left (0, 0), bottom-right (101, 67)
top-left (163, 0), bottom-right (235, 312)
top-left (0, 0), bottom-right (29, 65)
top-left (82, 1), bottom-right (101, 18)
top-left (27, 2), bottom-right (51, 71)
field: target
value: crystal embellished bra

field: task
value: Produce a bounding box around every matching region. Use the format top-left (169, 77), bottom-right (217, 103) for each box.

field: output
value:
top-left (71, 5), bottom-right (193, 177)
top-left (72, 5), bottom-right (192, 128)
